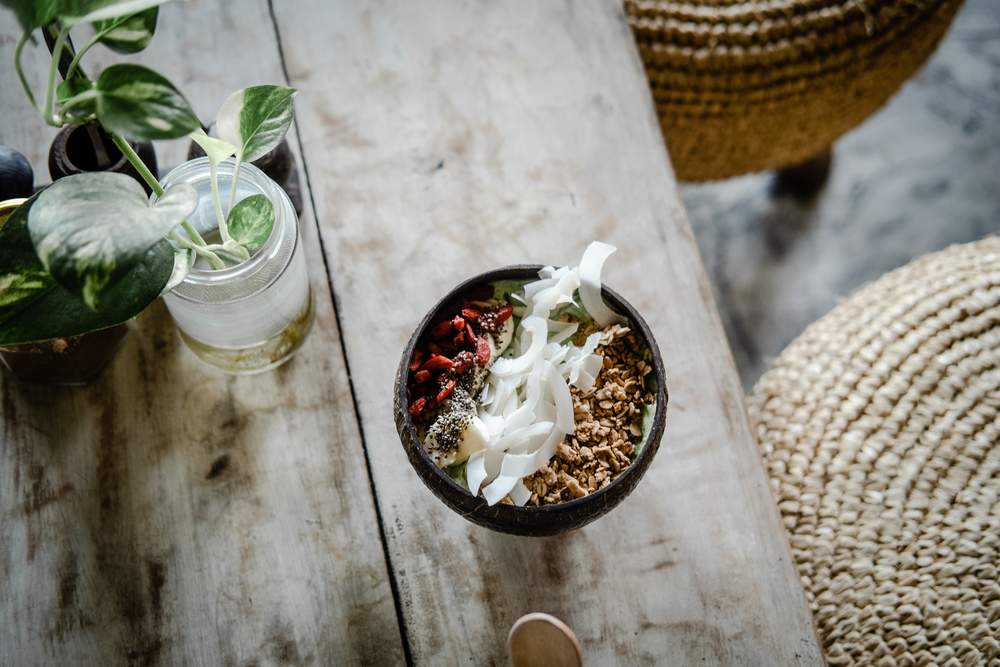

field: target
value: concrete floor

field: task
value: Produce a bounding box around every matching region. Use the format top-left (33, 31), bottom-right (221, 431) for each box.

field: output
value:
top-left (679, 0), bottom-right (1000, 393)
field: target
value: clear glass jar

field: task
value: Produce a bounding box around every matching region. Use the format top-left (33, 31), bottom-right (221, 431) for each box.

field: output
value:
top-left (154, 158), bottom-right (314, 374)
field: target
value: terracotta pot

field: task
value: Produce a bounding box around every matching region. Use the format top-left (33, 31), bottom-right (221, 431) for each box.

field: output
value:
top-left (48, 123), bottom-right (158, 194)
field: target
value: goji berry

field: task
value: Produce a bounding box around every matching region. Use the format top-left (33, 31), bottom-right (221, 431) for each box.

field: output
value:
top-left (454, 329), bottom-right (466, 346)
top-left (453, 350), bottom-right (474, 374)
top-left (414, 370), bottom-right (431, 384)
top-left (428, 343), bottom-right (444, 357)
top-left (467, 284), bottom-right (495, 301)
top-left (452, 315), bottom-right (466, 331)
top-left (475, 336), bottom-right (491, 365)
top-left (437, 378), bottom-right (457, 401)
top-left (465, 321), bottom-right (476, 343)
top-left (479, 305), bottom-right (514, 332)
top-left (429, 321), bottom-right (453, 340)
top-left (438, 340), bottom-right (458, 354)
top-left (462, 308), bottom-right (483, 321)
top-left (409, 396), bottom-right (427, 420)
top-left (408, 349), bottom-right (426, 372)
top-left (421, 355), bottom-right (454, 372)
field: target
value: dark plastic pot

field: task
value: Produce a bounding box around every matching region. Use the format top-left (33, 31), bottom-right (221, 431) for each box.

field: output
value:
top-left (49, 122), bottom-right (158, 194)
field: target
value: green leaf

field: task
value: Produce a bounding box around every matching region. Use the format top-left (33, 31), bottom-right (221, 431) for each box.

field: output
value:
top-left (1, 0), bottom-right (60, 31)
top-left (188, 129), bottom-right (236, 165)
top-left (0, 238), bottom-right (174, 345)
top-left (56, 76), bottom-right (97, 118)
top-left (217, 85), bottom-right (297, 163)
top-left (0, 195), bottom-right (58, 327)
top-left (93, 5), bottom-right (157, 53)
top-left (27, 172), bottom-right (197, 310)
top-left (95, 64), bottom-right (200, 140)
top-left (159, 245), bottom-right (193, 297)
top-left (59, 0), bottom-right (177, 25)
top-left (227, 194), bottom-right (274, 251)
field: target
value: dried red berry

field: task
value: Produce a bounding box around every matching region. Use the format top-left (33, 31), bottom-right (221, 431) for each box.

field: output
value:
top-left (428, 343), bottom-right (444, 357)
top-left (451, 316), bottom-right (466, 331)
top-left (461, 308), bottom-right (483, 321)
top-left (429, 321), bottom-right (453, 340)
top-left (466, 284), bottom-right (495, 301)
top-left (437, 378), bottom-right (457, 401)
top-left (408, 349), bottom-right (426, 372)
top-left (409, 396), bottom-right (427, 420)
top-left (475, 336), bottom-right (490, 365)
top-left (414, 370), bottom-right (431, 384)
top-left (465, 321), bottom-right (476, 343)
top-left (454, 330), bottom-right (466, 346)
top-left (438, 340), bottom-right (458, 354)
top-left (479, 305), bottom-right (514, 332)
top-left (453, 350), bottom-right (474, 374)
top-left (421, 355), bottom-right (454, 372)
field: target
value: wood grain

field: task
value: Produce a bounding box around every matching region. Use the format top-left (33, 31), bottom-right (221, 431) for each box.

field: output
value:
top-left (270, 0), bottom-right (824, 665)
top-left (0, 3), bottom-right (405, 665)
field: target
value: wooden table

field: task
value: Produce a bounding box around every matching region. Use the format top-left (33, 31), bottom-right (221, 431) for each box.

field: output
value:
top-left (0, 2), bottom-right (825, 665)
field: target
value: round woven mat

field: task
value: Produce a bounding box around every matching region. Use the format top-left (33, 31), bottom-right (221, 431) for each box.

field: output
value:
top-left (747, 238), bottom-right (1000, 666)
top-left (625, 0), bottom-right (965, 181)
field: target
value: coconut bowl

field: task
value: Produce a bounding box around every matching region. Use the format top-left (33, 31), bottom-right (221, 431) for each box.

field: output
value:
top-left (393, 264), bottom-right (668, 537)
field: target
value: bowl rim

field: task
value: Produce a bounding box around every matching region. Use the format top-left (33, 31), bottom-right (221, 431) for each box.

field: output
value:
top-left (396, 264), bottom-right (668, 518)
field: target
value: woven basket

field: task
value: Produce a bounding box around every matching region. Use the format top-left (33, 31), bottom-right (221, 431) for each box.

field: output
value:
top-left (747, 237), bottom-right (1000, 666)
top-left (626, 0), bottom-right (965, 181)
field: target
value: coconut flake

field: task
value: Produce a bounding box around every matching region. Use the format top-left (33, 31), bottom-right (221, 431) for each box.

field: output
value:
top-left (579, 241), bottom-right (628, 328)
top-left (546, 363), bottom-right (575, 434)
top-left (509, 479), bottom-right (532, 506)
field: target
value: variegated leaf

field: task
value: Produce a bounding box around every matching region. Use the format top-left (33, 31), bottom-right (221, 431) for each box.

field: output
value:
top-left (227, 194), bottom-right (274, 251)
top-left (217, 85), bottom-right (297, 163)
top-left (56, 77), bottom-right (97, 119)
top-left (61, 0), bottom-right (180, 25)
top-left (159, 245), bottom-right (195, 297)
top-left (28, 172), bottom-right (197, 311)
top-left (0, 195), bottom-right (57, 326)
top-left (95, 64), bottom-right (200, 140)
top-left (0, 239), bottom-right (175, 345)
top-left (93, 5), bottom-right (157, 54)
top-left (189, 129), bottom-right (236, 165)
top-left (1, 0), bottom-right (60, 31)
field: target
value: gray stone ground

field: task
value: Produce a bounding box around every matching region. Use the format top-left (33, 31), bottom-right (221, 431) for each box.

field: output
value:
top-left (679, 0), bottom-right (1000, 393)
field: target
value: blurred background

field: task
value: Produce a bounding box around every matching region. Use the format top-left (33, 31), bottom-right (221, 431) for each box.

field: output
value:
top-left (675, 0), bottom-right (1000, 392)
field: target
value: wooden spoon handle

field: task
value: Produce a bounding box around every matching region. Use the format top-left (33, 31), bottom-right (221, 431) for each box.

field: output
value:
top-left (508, 613), bottom-right (583, 667)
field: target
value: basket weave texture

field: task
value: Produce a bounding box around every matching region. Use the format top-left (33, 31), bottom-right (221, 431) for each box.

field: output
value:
top-left (747, 238), bottom-right (1000, 666)
top-left (626, 0), bottom-right (965, 181)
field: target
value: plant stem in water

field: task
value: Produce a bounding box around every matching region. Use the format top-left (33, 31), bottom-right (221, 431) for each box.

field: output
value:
top-left (208, 158), bottom-right (231, 243)
top-left (168, 232), bottom-right (226, 270)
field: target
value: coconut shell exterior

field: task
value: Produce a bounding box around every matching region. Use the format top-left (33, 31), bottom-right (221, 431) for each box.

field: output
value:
top-left (393, 265), bottom-right (668, 537)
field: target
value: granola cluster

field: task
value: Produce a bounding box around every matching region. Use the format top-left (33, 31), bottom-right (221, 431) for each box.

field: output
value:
top-left (522, 322), bottom-right (655, 506)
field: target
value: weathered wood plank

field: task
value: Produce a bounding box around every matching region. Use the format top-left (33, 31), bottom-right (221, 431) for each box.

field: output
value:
top-left (0, 3), bottom-right (405, 665)
top-left (272, 0), bottom-right (824, 665)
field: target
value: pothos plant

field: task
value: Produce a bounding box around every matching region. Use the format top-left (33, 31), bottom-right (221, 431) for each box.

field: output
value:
top-left (0, 0), bottom-right (297, 346)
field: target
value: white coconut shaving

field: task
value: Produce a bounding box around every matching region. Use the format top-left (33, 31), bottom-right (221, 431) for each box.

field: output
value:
top-left (471, 241), bottom-right (624, 505)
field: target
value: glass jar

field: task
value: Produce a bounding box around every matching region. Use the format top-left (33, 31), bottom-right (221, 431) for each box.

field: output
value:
top-left (154, 158), bottom-right (314, 374)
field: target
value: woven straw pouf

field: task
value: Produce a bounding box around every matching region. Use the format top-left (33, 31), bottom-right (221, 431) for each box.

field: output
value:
top-left (747, 238), bottom-right (1000, 666)
top-left (625, 0), bottom-right (965, 181)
